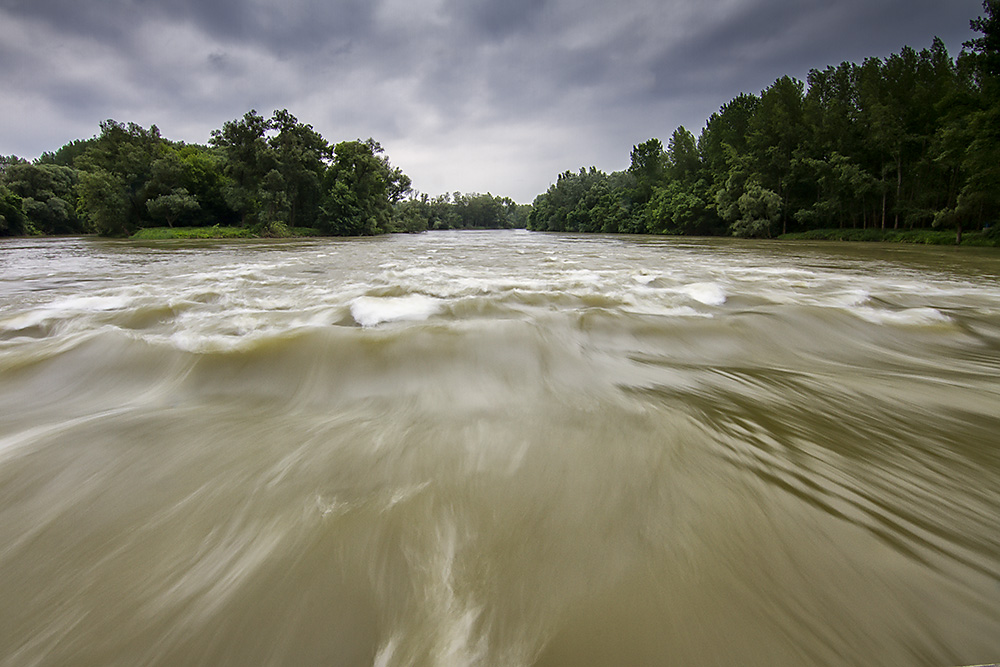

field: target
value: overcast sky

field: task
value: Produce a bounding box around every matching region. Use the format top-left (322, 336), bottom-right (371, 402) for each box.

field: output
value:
top-left (0, 0), bottom-right (986, 202)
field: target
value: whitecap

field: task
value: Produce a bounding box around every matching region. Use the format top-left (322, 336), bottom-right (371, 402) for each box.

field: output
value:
top-left (50, 295), bottom-right (132, 312)
top-left (350, 294), bottom-right (443, 327)
top-left (633, 272), bottom-right (657, 285)
top-left (1, 294), bottom-right (132, 331)
top-left (854, 306), bottom-right (952, 326)
top-left (683, 282), bottom-right (727, 306)
top-left (1, 309), bottom-right (55, 331)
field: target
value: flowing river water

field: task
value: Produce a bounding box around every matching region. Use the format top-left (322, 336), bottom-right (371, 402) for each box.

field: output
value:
top-left (0, 230), bottom-right (999, 666)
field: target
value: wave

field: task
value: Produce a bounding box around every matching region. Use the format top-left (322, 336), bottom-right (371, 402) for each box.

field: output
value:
top-left (350, 294), bottom-right (444, 327)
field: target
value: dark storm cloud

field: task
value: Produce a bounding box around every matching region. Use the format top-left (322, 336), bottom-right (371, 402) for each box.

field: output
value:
top-left (0, 0), bottom-right (374, 51)
top-left (0, 0), bottom-right (987, 201)
top-left (645, 0), bottom-right (981, 99)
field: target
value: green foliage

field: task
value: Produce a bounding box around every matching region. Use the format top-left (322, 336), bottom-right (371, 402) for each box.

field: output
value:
top-left (1, 162), bottom-right (83, 234)
top-left (967, 0), bottom-right (1000, 80)
top-left (390, 193), bottom-right (458, 232)
top-left (76, 169), bottom-right (129, 236)
top-left (699, 94), bottom-right (758, 186)
top-left (731, 181), bottom-right (782, 238)
top-left (451, 192), bottom-right (519, 229)
top-left (1, 155), bottom-right (28, 175)
top-left (210, 110), bottom-right (272, 226)
top-left (37, 138), bottom-right (97, 167)
top-left (528, 168), bottom-right (635, 233)
top-left (628, 138), bottom-right (666, 207)
top-left (146, 188), bottom-right (200, 228)
top-left (75, 120), bottom-right (167, 234)
top-left (666, 127), bottom-right (700, 182)
top-left (0, 183), bottom-right (28, 236)
top-left (268, 109), bottom-right (331, 229)
top-left (390, 198), bottom-right (431, 233)
top-left (388, 190), bottom-right (526, 233)
top-left (525, 3), bottom-right (1000, 242)
top-left (142, 146), bottom-right (229, 227)
top-left (645, 179), bottom-right (718, 236)
top-left (778, 227), bottom-right (1000, 246)
top-left (318, 139), bottom-right (408, 236)
top-left (16, 109), bottom-right (428, 239)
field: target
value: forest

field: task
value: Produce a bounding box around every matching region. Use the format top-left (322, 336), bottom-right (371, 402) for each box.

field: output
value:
top-left (1, 2), bottom-right (997, 242)
top-left (528, 1), bottom-right (1000, 243)
top-left (0, 110), bottom-right (527, 238)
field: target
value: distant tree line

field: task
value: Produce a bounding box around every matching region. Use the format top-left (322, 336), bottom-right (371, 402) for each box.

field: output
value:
top-left (0, 110), bottom-right (525, 237)
top-left (528, 1), bottom-right (1000, 242)
top-left (393, 192), bottom-right (530, 233)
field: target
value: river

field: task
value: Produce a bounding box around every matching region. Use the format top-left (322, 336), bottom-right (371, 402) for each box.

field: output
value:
top-left (1, 230), bottom-right (998, 666)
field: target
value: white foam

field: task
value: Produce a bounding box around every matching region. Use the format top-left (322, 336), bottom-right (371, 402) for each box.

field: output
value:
top-left (854, 307), bottom-right (952, 327)
top-left (350, 294), bottom-right (443, 327)
top-left (1, 309), bottom-right (54, 331)
top-left (623, 304), bottom-right (710, 318)
top-left (683, 282), bottom-right (727, 306)
top-left (52, 295), bottom-right (131, 311)
top-left (1, 295), bottom-right (132, 331)
top-left (633, 273), bottom-right (657, 285)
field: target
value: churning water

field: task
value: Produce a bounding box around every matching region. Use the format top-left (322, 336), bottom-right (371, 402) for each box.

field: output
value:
top-left (1, 231), bottom-right (999, 666)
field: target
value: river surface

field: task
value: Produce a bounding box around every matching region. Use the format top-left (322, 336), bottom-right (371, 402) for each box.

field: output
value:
top-left (1, 230), bottom-right (999, 666)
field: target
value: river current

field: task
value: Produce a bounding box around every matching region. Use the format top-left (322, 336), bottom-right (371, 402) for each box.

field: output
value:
top-left (0, 231), bottom-right (998, 666)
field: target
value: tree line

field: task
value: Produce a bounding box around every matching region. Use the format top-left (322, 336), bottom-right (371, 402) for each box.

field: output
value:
top-left (0, 109), bottom-right (526, 237)
top-left (528, 1), bottom-right (1000, 242)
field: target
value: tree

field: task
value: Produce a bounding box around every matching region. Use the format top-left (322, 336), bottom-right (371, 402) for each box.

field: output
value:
top-left (700, 93), bottom-right (758, 188)
top-left (644, 179), bottom-right (719, 236)
top-left (319, 139), bottom-right (403, 236)
top-left (746, 76), bottom-right (807, 234)
top-left (1, 155), bottom-right (28, 177)
top-left (37, 138), bottom-right (98, 167)
top-left (1, 162), bottom-right (82, 234)
top-left (75, 120), bottom-right (166, 234)
top-left (268, 109), bottom-right (330, 229)
top-left (666, 126), bottom-right (700, 182)
top-left (257, 169), bottom-right (290, 235)
top-left (210, 110), bottom-right (273, 226)
top-left (391, 196), bottom-right (431, 233)
top-left (77, 169), bottom-right (129, 236)
top-left (929, 2), bottom-right (1000, 242)
top-left (451, 192), bottom-right (518, 229)
top-left (731, 180), bottom-right (782, 238)
top-left (628, 138), bottom-right (666, 208)
top-left (526, 167), bottom-right (631, 233)
top-left (0, 184), bottom-right (27, 236)
top-left (794, 153), bottom-right (878, 229)
top-left (146, 189), bottom-right (200, 228)
top-left (967, 0), bottom-right (1000, 80)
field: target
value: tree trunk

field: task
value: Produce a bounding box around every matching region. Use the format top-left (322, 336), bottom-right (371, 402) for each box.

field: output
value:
top-left (894, 156), bottom-right (902, 230)
top-left (881, 187), bottom-right (886, 230)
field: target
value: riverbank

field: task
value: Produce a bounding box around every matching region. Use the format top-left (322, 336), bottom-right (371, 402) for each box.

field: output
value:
top-left (778, 227), bottom-right (1000, 247)
top-left (129, 226), bottom-right (322, 240)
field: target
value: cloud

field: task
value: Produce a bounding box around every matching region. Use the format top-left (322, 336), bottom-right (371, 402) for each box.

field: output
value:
top-left (0, 0), bottom-right (986, 202)
top-left (447, 0), bottom-right (550, 39)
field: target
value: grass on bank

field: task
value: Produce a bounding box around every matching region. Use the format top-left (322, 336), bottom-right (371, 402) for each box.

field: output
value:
top-left (778, 227), bottom-right (1000, 247)
top-left (130, 226), bottom-right (321, 240)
